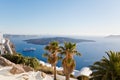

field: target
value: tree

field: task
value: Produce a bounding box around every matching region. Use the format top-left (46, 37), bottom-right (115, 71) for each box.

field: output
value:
top-left (60, 42), bottom-right (81, 80)
top-left (90, 51), bottom-right (120, 80)
top-left (43, 41), bottom-right (61, 80)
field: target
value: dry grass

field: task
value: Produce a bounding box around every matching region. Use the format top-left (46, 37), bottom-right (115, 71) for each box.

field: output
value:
top-left (36, 64), bottom-right (53, 74)
top-left (36, 63), bottom-right (64, 75)
top-left (36, 64), bottom-right (76, 79)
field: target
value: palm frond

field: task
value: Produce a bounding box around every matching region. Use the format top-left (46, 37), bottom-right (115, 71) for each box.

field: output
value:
top-left (42, 53), bottom-right (49, 58)
top-left (75, 51), bottom-right (81, 56)
top-left (57, 56), bottom-right (63, 61)
top-left (90, 51), bottom-right (120, 80)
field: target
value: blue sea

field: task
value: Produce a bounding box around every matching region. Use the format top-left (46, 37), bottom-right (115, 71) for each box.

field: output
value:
top-left (9, 36), bottom-right (120, 70)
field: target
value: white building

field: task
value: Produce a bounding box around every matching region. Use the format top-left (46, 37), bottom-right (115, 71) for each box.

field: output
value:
top-left (0, 33), bottom-right (5, 54)
top-left (0, 33), bottom-right (13, 55)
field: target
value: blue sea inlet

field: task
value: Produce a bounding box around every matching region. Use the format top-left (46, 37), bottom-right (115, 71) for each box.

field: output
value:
top-left (10, 36), bottom-right (120, 70)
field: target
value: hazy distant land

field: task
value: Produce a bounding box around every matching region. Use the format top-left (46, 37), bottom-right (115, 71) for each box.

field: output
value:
top-left (3, 34), bottom-right (39, 38)
top-left (24, 37), bottom-right (95, 45)
top-left (105, 35), bottom-right (120, 38)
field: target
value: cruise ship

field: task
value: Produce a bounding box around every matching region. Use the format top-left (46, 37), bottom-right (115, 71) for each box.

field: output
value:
top-left (23, 48), bottom-right (36, 52)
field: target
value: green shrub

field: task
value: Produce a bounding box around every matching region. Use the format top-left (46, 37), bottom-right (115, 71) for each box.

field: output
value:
top-left (2, 53), bottom-right (40, 70)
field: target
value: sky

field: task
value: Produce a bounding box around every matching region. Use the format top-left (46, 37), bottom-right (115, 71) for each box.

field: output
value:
top-left (0, 0), bottom-right (120, 36)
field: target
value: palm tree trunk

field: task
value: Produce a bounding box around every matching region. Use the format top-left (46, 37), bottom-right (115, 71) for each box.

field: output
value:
top-left (112, 76), bottom-right (115, 80)
top-left (81, 76), bottom-right (89, 80)
top-left (81, 76), bottom-right (84, 80)
top-left (111, 73), bottom-right (115, 80)
top-left (53, 65), bottom-right (57, 80)
top-left (66, 74), bottom-right (70, 80)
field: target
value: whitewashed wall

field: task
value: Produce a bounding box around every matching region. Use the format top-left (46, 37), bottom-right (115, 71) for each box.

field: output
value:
top-left (0, 33), bottom-right (3, 44)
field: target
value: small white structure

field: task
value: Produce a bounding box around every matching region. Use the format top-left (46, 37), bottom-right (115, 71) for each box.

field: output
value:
top-left (78, 67), bottom-right (92, 77)
top-left (72, 67), bottom-right (92, 78)
top-left (0, 33), bottom-right (13, 55)
top-left (0, 33), bottom-right (5, 54)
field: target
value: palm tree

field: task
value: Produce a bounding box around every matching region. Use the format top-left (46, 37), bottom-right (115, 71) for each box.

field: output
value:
top-left (90, 51), bottom-right (120, 80)
top-left (60, 42), bottom-right (81, 80)
top-left (43, 41), bottom-right (61, 80)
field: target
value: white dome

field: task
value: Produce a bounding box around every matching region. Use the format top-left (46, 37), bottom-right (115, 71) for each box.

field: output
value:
top-left (78, 67), bottom-right (92, 77)
top-left (0, 39), bottom-right (5, 44)
top-left (72, 67), bottom-right (92, 77)
top-left (2, 39), bottom-right (5, 44)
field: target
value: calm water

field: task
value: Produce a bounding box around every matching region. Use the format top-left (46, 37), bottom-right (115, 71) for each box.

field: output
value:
top-left (10, 36), bottom-right (120, 70)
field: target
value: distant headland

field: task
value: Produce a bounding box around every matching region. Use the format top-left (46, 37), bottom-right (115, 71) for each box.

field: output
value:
top-left (3, 34), bottom-right (39, 38)
top-left (105, 35), bottom-right (120, 38)
top-left (24, 37), bottom-right (95, 45)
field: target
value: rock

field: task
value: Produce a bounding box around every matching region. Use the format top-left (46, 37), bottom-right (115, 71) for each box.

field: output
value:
top-left (41, 72), bottom-right (46, 78)
top-left (35, 71), bottom-right (46, 79)
top-left (22, 65), bottom-right (34, 72)
top-left (22, 74), bottom-right (29, 80)
top-left (0, 56), bottom-right (15, 66)
top-left (0, 56), bottom-right (34, 73)
top-left (10, 65), bottom-right (25, 74)
top-left (10, 64), bottom-right (34, 74)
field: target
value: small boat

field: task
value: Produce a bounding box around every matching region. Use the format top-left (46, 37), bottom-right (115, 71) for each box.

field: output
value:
top-left (23, 48), bottom-right (36, 52)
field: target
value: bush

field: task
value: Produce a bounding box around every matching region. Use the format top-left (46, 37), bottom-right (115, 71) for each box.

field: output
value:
top-left (2, 53), bottom-right (40, 70)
